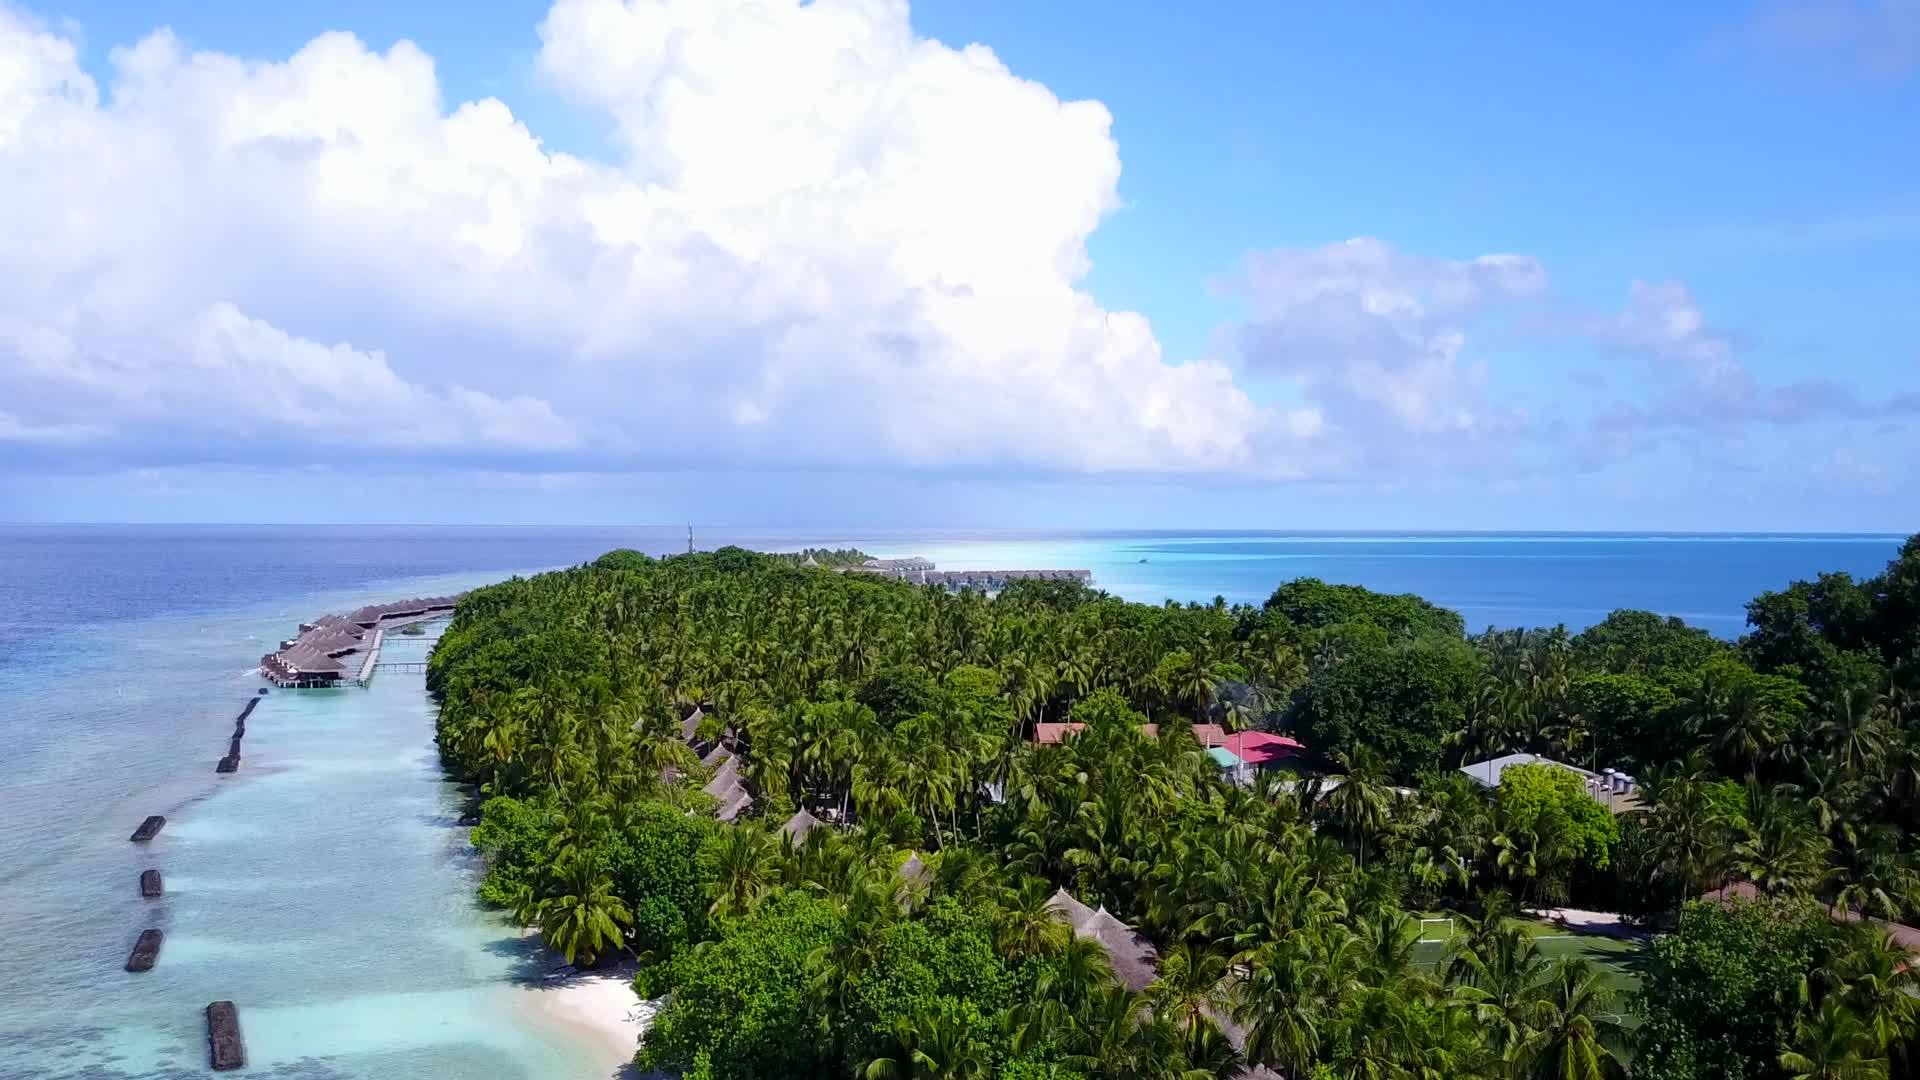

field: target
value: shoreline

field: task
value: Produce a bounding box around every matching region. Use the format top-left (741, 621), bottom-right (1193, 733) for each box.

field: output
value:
top-left (515, 957), bottom-right (659, 1077)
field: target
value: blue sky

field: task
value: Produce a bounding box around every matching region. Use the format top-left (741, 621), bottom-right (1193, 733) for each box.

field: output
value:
top-left (0, 0), bottom-right (1915, 528)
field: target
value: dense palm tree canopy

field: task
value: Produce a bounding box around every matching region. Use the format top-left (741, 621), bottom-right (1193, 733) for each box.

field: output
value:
top-left (429, 537), bottom-right (1920, 1079)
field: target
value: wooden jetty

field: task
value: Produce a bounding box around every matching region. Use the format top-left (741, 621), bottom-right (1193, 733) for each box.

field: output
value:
top-left (140, 870), bottom-right (163, 898)
top-left (125, 929), bottom-right (163, 972)
top-left (206, 1001), bottom-right (246, 1071)
top-left (129, 815), bottom-right (165, 842)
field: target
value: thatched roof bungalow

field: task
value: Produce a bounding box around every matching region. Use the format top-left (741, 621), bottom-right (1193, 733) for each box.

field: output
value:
top-left (703, 754), bottom-right (742, 801)
top-left (1046, 887), bottom-right (1161, 992)
top-left (1084, 907), bottom-right (1160, 992)
top-left (780, 808), bottom-right (823, 844)
top-left (716, 788), bottom-right (754, 822)
top-left (899, 852), bottom-right (930, 888)
top-left (703, 753), bottom-right (754, 822)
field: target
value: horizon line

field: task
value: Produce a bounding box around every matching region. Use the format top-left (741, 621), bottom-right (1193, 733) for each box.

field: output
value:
top-left (0, 521), bottom-right (1907, 538)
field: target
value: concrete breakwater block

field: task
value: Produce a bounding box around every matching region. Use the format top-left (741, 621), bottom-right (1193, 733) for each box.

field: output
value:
top-left (228, 735), bottom-right (243, 758)
top-left (215, 755), bottom-right (239, 774)
top-left (125, 929), bottom-right (163, 972)
top-left (206, 1001), bottom-right (246, 1071)
top-left (129, 816), bottom-right (165, 842)
top-left (140, 870), bottom-right (163, 898)
top-left (238, 697), bottom-right (259, 721)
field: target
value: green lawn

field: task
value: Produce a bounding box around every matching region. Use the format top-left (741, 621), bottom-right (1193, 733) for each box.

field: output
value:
top-left (1411, 914), bottom-right (1649, 1018)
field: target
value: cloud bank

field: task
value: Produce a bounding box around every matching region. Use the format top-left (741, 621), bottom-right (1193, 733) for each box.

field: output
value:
top-left (0, 0), bottom-right (1906, 499)
top-left (0, 0), bottom-right (1255, 476)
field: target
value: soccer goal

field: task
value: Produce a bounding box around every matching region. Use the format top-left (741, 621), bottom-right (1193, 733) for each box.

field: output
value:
top-left (1417, 917), bottom-right (1456, 944)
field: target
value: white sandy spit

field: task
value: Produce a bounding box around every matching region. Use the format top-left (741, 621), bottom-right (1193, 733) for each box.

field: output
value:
top-left (523, 963), bottom-right (661, 1074)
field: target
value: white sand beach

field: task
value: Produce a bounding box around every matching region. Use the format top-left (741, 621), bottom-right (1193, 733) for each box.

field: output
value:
top-left (522, 964), bottom-right (660, 1076)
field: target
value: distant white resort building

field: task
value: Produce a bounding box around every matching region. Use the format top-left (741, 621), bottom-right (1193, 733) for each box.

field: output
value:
top-left (837, 555), bottom-right (1092, 594)
top-left (853, 557), bottom-right (936, 573)
top-left (1459, 752), bottom-right (1640, 814)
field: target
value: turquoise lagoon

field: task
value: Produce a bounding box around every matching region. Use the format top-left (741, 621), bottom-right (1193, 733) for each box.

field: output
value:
top-left (0, 566), bottom-right (629, 1080)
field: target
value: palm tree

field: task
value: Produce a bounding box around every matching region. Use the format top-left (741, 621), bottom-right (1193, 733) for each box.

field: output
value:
top-left (1683, 669), bottom-right (1730, 749)
top-left (1323, 747), bottom-right (1396, 870)
top-left (1494, 819), bottom-right (1577, 908)
top-left (1057, 647), bottom-right (1098, 702)
top-left (1174, 649), bottom-right (1220, 723)
top-left (1717, 683), bottom-right (1780, 779)
top-left (995, 876), bottom-right (1071, 958)
top-left (1830, 929), bottom-right (1920, 1057)
top-left (536, 849), bottom-right (631, 967)
top-left (1777, 1001), bottom-right (1889, 1080)
top-left (1319, 984), bottom-right (1422, 1080)
top-left (1063, 985), bottom-right (1157, 1079)
top-left (1731, 785), bottom-right (1831, 896)
top-left (1450, 678), bottom-right (1512, 769)
top-left (1515, 959), bottom-right (1626, 1080)
top-left (707, 825), bottom-right (778, 918)
top-left (1821, 688), bottom-right (1891, 777)
top-left (860, 1003), bottom-right (991, 1080)
top-left (1033, 934), bottom-right (1118, 1020)
top-left (1239, 929), bottom-right (1351, 1074)
top-left (1447, 922), bottom-right (1549, 1059)
top-left (1829, 829), bottom-right (1920, 923)
top-left (624, 688), bottom-right (701, 785)
top-left (1145, 942), bottom-right (1233, 1041)
top-left (1640, 769), bottom-right (1735, 898)
top-left (1407, 774), bottom-right (1489, 902)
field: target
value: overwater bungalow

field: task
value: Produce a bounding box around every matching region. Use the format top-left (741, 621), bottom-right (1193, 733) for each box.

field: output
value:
top-left (261, 595), bottom-right (460, 687)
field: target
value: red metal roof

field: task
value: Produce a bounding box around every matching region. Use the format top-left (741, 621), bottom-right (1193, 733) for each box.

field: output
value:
top-left (1222, 731), bottom-right (1307, 766)
top-left (1189, 723), bottom-right (1229, 746)
top-left (1034, 721), bottom-right (1256, 749)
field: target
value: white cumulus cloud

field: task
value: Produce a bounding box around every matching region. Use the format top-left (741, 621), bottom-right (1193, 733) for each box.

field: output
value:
top-left (1224, 238), bottom-right (1547, 474)
top-left (0, 0), bottom-right (1262, 476)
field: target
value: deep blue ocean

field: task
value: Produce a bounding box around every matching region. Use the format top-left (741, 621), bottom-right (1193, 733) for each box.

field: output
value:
top-left (0, 525), bottom-right (1906, 1079)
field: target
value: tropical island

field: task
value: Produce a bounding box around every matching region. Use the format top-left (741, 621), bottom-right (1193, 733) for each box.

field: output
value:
top-left (426, 537), bottom-right (1920, 1080)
